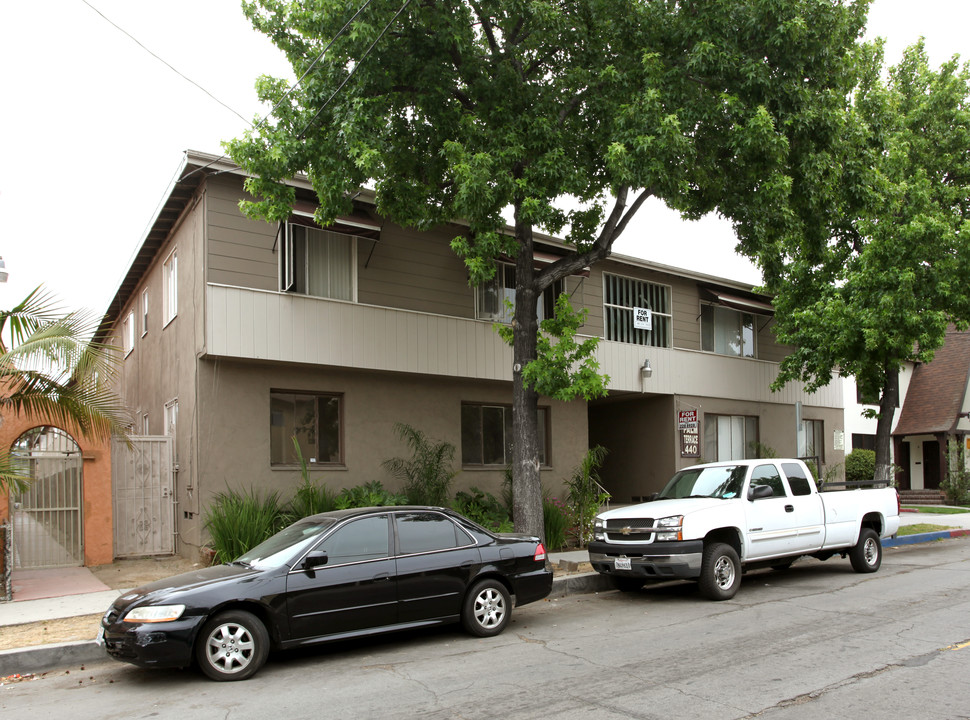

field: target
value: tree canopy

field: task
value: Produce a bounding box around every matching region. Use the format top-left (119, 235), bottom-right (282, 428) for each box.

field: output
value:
top-left (759, 41), bottom-right (970, 483)
top-left (228, 0), bottom-right (870, 536)
top-left (0, 288), bottom-right (131, 493)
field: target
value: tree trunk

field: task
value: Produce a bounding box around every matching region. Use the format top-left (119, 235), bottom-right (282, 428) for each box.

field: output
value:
top-left (873, 364), bottom-right (898, 486)
top-left (510, 214), bottom-right (545, 541)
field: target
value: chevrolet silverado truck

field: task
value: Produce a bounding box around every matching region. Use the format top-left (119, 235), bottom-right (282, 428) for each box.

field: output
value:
top-left (588, 458), bottom-right (900, 600)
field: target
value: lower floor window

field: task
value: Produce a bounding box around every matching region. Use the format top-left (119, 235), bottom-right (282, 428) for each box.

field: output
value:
top-left (461, 403), bottom-right (548, 466)
top-left (800, 419), bottom-right (824, 463)
top-left (704, 414), bottom-right (759, 461)
top-left (270, 391), bottom-right (342, 465)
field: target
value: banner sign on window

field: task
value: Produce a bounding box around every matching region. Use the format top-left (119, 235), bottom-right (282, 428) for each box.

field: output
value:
top-left (634, 307), bottom-right (652, 330)
top-left (679, 410), bottom-right (699, 458)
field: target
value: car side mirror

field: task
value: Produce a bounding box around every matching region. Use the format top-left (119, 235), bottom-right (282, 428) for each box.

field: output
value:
top-left (303, 550), bottom-right (329, 571)
top-left (748, 484), bottom-right (774, 501)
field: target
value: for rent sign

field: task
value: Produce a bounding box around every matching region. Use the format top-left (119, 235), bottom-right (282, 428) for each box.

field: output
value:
top-left (679, 410), bottom-right (699, 458)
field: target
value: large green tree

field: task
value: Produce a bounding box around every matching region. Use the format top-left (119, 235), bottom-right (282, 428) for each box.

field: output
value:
top-left (758, 41), bottom-right (970, 484)
top-left (227, 0), bottom-right (869, 537)
top-left (0, 288), bottom-right (130, 493)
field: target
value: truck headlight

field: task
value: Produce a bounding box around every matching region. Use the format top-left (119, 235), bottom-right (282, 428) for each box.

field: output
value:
top-left (593, 517), bottom-right (605, 541)
top-left (655, 515), bottom-right (683, 542)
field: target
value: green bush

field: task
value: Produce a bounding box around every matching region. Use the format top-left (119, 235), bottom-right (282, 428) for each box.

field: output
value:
top-left (565, 445), bottom-right (610, 546)
top-left (942, 441), bottom-right (970, 506)
top-left (205, 487), bottom-right (286, 564)
top-left (382, 423), bottom-right (458, 506)
top-left (452, 487), bottom-right (513, 532)
top-left (844, 449), bottom-right (876, 485)
top-left (543, 496), bottom-right (570, 551)
top-left (286, 436), bottom-right (337, 520)
top-left (335, 480), bottom-right (408, 509)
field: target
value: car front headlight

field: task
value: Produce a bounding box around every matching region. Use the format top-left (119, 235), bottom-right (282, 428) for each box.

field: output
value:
top-left (655, 515), bottom-right (683, 542)
top-left (593, 517), bottom-right (605, 541)
top-left (123, 604), bottom-right (186, 623)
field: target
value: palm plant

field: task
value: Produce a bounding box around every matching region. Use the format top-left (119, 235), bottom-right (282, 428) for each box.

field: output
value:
top-left (0, 287), bottom-right (131, 493)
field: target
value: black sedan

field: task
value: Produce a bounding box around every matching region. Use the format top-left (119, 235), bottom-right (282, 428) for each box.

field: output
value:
top-left (99, 506), bottom-right (552, 681)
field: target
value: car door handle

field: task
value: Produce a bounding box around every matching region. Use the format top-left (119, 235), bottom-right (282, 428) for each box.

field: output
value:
top-left (373, 572), bottom-right (391, 581)
top-left (785, 505), bottom-right (794, 513)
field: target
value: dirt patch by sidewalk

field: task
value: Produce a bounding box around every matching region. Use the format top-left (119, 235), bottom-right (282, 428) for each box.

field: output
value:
top-left (0, 556), bottom-right (205, 652)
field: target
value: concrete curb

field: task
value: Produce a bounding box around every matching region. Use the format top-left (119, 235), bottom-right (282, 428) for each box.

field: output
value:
top-left (0, 640), bottom-right (105, 678)
top-left (3, 530), bottom-right (967, 677)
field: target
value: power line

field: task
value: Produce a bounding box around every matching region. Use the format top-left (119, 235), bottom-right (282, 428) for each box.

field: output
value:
top-left (81, 0), bottom-right (250, 124)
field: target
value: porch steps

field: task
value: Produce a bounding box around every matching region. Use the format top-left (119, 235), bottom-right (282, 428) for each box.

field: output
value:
top-left (898, 489), bottom-right (946, 506)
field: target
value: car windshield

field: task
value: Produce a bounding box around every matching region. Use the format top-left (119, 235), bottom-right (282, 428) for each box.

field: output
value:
top-left (659, 465), bottom-right (747, 500)
top-left (235, 517), bottom-right (337, 569)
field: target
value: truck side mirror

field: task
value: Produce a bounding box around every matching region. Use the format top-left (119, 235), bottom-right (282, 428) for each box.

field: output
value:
top-left (748, 484), bottom-right (774, 501)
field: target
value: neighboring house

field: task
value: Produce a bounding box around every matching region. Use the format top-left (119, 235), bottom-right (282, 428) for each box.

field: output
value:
top-left (841, 364), bottom-right (914, 463)
top-left (99, 150), bottom-right (845, 558)
top-left (892, 329), bottom-right (970, 495)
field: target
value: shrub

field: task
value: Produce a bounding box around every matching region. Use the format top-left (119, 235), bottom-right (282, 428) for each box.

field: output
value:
top-left (286, 436), bottom-right (337, 520)
top-left (453, 487), bottom-right (512, 532)
top-left (942, 441), bottom-right (970, 506)
top-left (382, 423), bottom-right (458, 506)
top-left (845, 449), bottom-right (876, 485)
top-left (335, 480), bottom-right (408, 509)
top-left (205, 487), bottom-right (286, 564)
top-left (565, 445), bottom-right (610, 546)
top-left (543, 496), bottom-right (569, 551)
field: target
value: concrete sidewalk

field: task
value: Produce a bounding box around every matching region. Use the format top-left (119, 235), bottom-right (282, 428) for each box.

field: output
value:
top-left (2, 511), bottom-right (969, 677)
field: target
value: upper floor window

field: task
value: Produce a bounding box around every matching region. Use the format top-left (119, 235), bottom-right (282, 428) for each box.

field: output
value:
top-left (141, 289), bottom-right (149, 336)
top-left (476, 261), bottom-right (563, 324)
top-left (603, 273), bottom-right (671, 347)
top-left (122, 311), bottom-right (134, 356)
top-left (163, 249), bottom-right (178, 326)
top-left (701, 304), bottom-right (755, 358)
top-left (281, 223), bottom-right (356, 301)
top-left (270, 391), bottom-right (343, 466)
top-left (460, 402), bottom-right (548, 467)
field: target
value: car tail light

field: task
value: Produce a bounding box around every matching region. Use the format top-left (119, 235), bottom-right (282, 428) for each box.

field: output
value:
top-left (534, 543), bottom-right (547, 562)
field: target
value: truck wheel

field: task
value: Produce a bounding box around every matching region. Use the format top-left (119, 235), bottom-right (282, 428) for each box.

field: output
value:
top-left (699, 543), bottom-right (741, 600)
top-left (849, 528), bottom-right (882, 573)
top-left (611, 576), bottom-right (645, 593)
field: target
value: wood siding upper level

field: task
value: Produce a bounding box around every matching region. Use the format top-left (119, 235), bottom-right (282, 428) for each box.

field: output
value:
top-left (202, 174), bottom-right (790, 368)
top-left (204, 284), bottom-right (842, 408)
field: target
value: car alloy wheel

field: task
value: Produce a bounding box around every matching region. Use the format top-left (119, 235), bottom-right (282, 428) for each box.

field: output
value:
top-left (195, 610), bottom-right (269, 681)
top-left (462, 579), bottom-right (512, 637)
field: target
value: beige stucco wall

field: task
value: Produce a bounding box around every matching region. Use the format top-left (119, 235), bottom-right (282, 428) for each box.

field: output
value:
top-left (177, 358), bottom-right (589, 553)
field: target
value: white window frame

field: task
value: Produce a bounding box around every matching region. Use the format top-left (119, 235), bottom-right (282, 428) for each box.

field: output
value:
top-left (280, 222), bottom-right (357, 301)
top-left (603, 272), bottom-right (672, 347)
top-left (141, 412), bottom-right (150, 435)
top-left (475, 261), bottom-right (564, 324)
top-left (162, 249), bottom-right (178, 326)
top-left (164, 399), bottom-right (178, 437)
top-left (141, 289), bottom-right (149, 336)
top-left (122, 311), bottom-right (134, 356)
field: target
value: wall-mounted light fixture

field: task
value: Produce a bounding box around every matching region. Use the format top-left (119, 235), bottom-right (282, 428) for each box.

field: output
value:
top-left (641, 358), bottom-right (652, 378)
top-left (958, 411), bottom-right (970, 420)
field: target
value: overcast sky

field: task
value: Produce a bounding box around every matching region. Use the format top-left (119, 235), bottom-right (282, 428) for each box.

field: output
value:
top-left (0, 0), bottom-right (966, 316)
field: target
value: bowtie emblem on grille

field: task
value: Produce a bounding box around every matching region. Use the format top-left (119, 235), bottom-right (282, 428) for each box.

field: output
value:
top-left (620, 526), bottom-right (632, 535)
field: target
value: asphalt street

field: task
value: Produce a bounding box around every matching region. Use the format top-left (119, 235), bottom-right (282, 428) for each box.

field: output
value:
top-left (2, 538), bottom-right (969, 719)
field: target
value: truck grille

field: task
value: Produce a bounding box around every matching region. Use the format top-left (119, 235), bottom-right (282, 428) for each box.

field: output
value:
top-left (605, 518), bottom-right (657, 542)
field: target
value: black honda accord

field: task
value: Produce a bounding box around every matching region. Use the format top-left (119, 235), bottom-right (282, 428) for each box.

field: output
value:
top-left (99, 506), bottom-right (552, 681)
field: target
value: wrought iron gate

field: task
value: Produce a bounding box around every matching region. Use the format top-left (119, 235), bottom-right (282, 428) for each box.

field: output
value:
top-left (112, 436), bottom-right (176, 556)
top-left (9, 427), bottom-right (84, 568)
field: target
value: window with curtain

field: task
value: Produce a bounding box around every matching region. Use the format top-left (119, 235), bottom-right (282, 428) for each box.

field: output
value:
top-left (281, 224), bottom-right (355, 301)
top-left (703, 414), bottom-right (759, 461)
top-left (476, 261), bottom-right (563, 324)
top-left (701, 304), bottom-right (756, 358)
top-left (270, 391), bottom-right (343, 466)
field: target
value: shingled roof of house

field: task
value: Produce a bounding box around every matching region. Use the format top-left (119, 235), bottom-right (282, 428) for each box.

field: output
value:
top-left (893, 330), bottom-right (970, 436)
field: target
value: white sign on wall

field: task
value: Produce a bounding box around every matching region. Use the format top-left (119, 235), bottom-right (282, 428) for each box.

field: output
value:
top-left (634, 307), bottom-right (652, 330)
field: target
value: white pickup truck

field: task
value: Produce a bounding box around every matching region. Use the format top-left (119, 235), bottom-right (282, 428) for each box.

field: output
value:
top-left (588, 458), bottom-right (900, 600)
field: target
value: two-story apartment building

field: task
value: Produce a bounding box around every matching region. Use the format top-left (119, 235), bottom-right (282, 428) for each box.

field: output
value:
top-left (101, 150), bottom-right (844, 557)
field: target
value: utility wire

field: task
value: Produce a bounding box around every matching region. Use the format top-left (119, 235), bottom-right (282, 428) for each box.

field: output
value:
top-left (81, 0), bottom-right (250, 124)
top-left (297, 0), bottom-right (414, 139)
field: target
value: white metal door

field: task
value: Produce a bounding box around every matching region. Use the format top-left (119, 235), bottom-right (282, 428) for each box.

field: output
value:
top-left (112, 436), bottom-right (176, 556)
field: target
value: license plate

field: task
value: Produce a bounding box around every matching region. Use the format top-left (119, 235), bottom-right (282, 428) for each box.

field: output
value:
top-left (96, 626), bottom-right (105, 646)
top-left (615, 557), bottom-right (632, 571)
